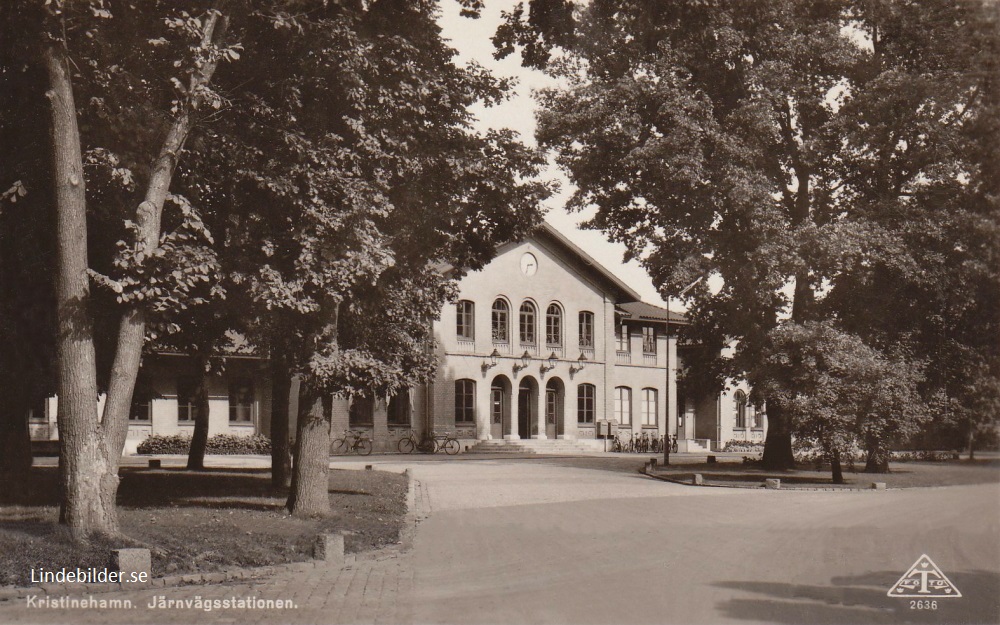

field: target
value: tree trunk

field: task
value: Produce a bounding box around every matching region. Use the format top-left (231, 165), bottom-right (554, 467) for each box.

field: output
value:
top-left (46, 41), bottom-right (117, 538)
top-left (0, 387), bottom-right (32, 503)
top-left (967, 427), bottom-right (975, 461)
top-left (287, 387), bottom-right (331, 516)
top-left (864, 440), bottom-right (890, 473)
top-left (186, 354), bottom-right (211, 470)
top-left (270, 355), bottom-right (292, 489)
top-left (761, 401), bottom-right (795, 470)
top-left (831, 449), bottom-right (844, 484)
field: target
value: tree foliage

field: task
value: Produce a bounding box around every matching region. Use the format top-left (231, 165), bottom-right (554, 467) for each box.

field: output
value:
top-left (498, 0), bottom-right (1000, 467)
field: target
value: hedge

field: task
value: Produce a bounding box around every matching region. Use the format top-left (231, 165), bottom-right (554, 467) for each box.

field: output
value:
top-left (136, 433), bottom-right (271, 455)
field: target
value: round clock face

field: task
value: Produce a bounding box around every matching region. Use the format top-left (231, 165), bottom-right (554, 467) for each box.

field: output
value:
top-left (520, 252), bottom-right (538, 276)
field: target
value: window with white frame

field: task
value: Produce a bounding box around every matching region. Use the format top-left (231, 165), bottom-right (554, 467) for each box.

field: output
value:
top-left (491, 299), bottom-right (509, 343)
top-left (577, 384), bottom-right (595, 423)
top-left (642, 326), bottom-right (656, 354)
top-left (578, 311), bottom-right (594, 348)
top-left (641, 388), bottom-right (657, 426)
top-left (177, 376), bottom-right (196, 422)
top-left (735, 390), bottom-right (747, 429)
top-left (616, 323), bottom-right (629, 351)
top-left (545, 304), bottom-right (562, 347)
top-left (456, 300), bottom-right (475, 340)
top-left (614, 386), bottom-right (632, 426)
top-left (519, 301), bottom-right (536, 345)
top-left (455, 379), bottom-right (476, 423)
top-left (229, 377), bottom-right (255, 423)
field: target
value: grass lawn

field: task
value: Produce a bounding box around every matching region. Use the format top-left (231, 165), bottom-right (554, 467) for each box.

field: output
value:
top-left (648, 458), bottom-right (1000, 489)
top-left (0, 466), bottom-right (407, 588)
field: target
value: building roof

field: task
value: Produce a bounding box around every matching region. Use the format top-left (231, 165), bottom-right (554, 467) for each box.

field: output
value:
top-left (616, 301), bottom-right (688, 325)
top-left (534, 222), bottom-right (643, 302)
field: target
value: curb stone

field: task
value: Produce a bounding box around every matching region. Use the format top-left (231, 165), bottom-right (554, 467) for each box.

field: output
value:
top-left (641, 465), bottom-right (896, 491)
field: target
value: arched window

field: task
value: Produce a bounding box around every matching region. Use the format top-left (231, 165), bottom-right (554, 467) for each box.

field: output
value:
top-left (545, 304), bottom-right (563, 347)
top-left (614, 386), bottom-right (632, 426)
top-left (641, 388), bottom-right (658, 426)
top-left (579, 311), bottom-right (594, 348)
top-left (456, 300), bottom-right (475, 340)
top-left (455, 380), bottom-right (476, 424)
top-left (519, 301), bottom-right (536, 345)
top-left (577, 384), bottom-right (596, 423)
top-left (735, 390), bottom-right (747, 429)
top-left (491, 299), bottom-right (509, 343)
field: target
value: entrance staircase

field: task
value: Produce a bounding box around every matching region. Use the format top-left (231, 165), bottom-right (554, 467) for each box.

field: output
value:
top-left (467, 438), bottom-right (608, 455)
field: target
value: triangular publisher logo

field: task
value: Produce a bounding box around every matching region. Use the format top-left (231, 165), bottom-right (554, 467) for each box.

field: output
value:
top-left (887, 555), bottom-right (962, 598)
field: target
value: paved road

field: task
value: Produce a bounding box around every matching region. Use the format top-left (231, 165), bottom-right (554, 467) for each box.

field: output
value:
top-left (2, 457), bottom-right (998, 625)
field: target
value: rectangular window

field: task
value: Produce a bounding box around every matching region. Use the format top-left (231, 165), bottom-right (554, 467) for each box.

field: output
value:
top-left (28, 396), bottom-right (47, 422)
top-left (388, 391), bottom-right (411, 427)
top-left (349, 396), bottom-right (374, 426)
top-left (642, 326), bottom-right (656, 354)
top-left (641, 389), bottom-right (657, 426)
top-left (614, 387), bottom-right (632, 426)
top-left (752, 409), bottom-right (763, 429)
top-left (229, 377), bottom-right (254, 423)
top-left (577, 384), bottom-right (595, 423)
top-left (456, 300), bottom-right (475, 340)
top-left (616, 324), bottom-right (629, 352)
top-left (455, 380), bottom-right (476, 423)
top-left (546, 389), bottom-right (557, 425)
top-left (129, 400), bottom-right (151, 422)
top-left (578, 312), bottom-right (594, 348)
top-left (177, 376), bottom-right (196, 422)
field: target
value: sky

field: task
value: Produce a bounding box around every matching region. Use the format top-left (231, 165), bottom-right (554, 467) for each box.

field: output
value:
top-left (436, 2), bottom-right (673, 308)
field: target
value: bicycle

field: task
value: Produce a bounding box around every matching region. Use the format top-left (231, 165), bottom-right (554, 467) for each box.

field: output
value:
top-left (332, 430), bottom-right (373, 456)
top-left (397, 430), bottom-right (460, 455)
top-left (397, 429), bottom-right (437, 454)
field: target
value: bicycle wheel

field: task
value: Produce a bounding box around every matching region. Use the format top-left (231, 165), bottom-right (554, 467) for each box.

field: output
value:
top-left (331, 438), bottom-right (347, 455)
top-left (443, 438), bottom-right (460, 455)
top-left (357, 438), bottom-right (373, 456)
top-left (398, 438), bottom-right (415, 454)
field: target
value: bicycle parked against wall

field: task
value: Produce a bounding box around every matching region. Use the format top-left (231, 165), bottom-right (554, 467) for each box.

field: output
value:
top-left (332, 430), bottom-right (373, 456)
top-left (397, 430), bottom-right (460, 455)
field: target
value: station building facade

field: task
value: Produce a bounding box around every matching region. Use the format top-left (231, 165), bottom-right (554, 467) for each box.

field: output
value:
top-left (29, 224), bottom-right (765, 454)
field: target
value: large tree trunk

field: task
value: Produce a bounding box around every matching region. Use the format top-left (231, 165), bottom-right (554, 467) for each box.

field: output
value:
top-left (270, 355), bottom-right (292, 489)
top-left (82, 9), bottom-right (231, 526)
top-left (46, 41), bottom-right (117, 537)
top-left (761, 400), bottom-right (795, 470)
top-left (864, 437), bottom-right (890, 473)
top-left (186, 354), bottom-right (211, 470)
top-left (830, 449), bottom-right (844, 484)
top-left (287, 387), bottom-right (331, 516)
top-left (0, 386), bottom-right (33, 503)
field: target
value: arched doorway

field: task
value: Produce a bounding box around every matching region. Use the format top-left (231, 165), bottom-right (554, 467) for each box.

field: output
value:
top-left (490, 375), bottom-right (511, 440)
top-left (545, 377), bottom-right (565, 439)
top-left (518, 377), bottom-right (539, 438)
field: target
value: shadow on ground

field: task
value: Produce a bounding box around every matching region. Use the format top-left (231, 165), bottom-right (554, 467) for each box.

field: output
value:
top-left (715, 570), bottom-right (1000, 624)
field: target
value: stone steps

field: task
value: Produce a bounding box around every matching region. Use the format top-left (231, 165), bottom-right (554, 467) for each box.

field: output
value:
top-left (468, 439), bottom-right (607, 455)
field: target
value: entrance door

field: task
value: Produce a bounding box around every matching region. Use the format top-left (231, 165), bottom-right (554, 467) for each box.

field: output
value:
top-left (518, 388), bottom-right (531, 438)
top-left (545, 388), bottom-right (558, 438)
top-left (490, 386), bottom-right (504, 439)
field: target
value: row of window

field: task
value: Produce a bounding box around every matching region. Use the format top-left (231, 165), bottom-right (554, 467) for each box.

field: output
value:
top-left (127, 377), bottom-right (256, 424)
top-left (457, 299), bottom-right (659, 355)
top-left (457, 299), bottom-right (596, 348)
top-left (454, 380), bottom-right (660, 426)
top-left (616, 324), bottom-right (657, 355)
